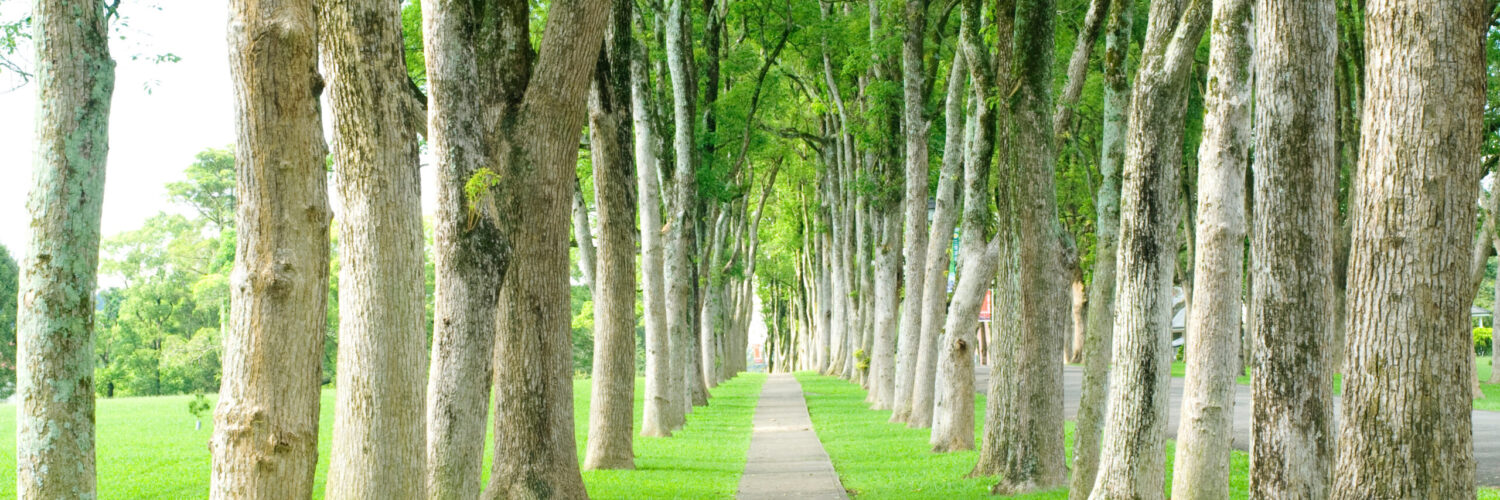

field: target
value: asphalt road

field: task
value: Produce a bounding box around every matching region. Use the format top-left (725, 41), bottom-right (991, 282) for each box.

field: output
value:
top-left (974, 364), bottom-right (1500, 487)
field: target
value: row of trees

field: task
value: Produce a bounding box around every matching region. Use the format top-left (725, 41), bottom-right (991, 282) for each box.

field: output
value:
top-left (754, 0), bottom-right (1496, 498)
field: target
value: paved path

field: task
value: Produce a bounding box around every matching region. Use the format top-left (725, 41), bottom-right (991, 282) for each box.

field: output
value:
top-left (976, 365), bottom-right (1500, 487)
top-left (737, 373), bottom-right (848, 500)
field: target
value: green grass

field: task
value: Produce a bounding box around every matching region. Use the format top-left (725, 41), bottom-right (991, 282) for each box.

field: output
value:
top-left (0, 373), bottom-right (765, 499)
top-left (1169, 356), bottom-right (1500, 412)
top-left (795, 372), bottom-right (1250, 499)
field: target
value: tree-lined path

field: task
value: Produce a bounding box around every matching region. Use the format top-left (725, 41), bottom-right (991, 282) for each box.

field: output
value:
top-left (737, 373), bottom-right (847, 499)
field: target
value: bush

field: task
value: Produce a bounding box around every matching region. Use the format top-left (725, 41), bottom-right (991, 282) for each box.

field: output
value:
top-left (1476, 327), bottom-right (1493, 356)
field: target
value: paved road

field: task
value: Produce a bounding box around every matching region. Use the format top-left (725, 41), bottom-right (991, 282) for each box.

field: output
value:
top-left (975, 365), bottom-right (1500, 487)
top-left (738, 373), bottom-right (848, 500)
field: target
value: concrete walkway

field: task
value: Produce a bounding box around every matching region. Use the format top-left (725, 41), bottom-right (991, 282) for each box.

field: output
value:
top-left (737, 373), bottom-right (848, 500)
top-left (976, 364), bottom-right (1500, 487)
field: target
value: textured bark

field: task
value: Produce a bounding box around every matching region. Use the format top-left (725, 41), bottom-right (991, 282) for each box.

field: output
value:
top-left (980, 0), bottom-right (1069, 492)
top-left (1330, 1), bottom-right (1485, 497)
top-left (483, 0), bottom-right (611, 495)
top-left (212, 1), bottom-right (327, 497)
top-left (929, 234), bottom-right (1000, 452)
top-left (1170, 0), bottom-right (1251, 496)
top-left (893, 0), bottom-right (930, 413)
top-left (665, 0), bottom-right (704, 417)
top-left (420, 0), bottom-right (525, 496)
top-left (1088, 1), bottom-right (1206, 498)
top-left (320, 0), bottom-right (428, 495)
top-left (871, 207), bottom-right (902, 409)
top-left (584, 0), bottom-right (638, 470)
top-left (893, 48), bottom-right (967, 422)
top-left (16, 0), bottom-right (113, 497)
top-left (1052, 0), bottom-right (1110, 140)
top-left (636, 34), bottom-right (678, 437)
top-left (1249, 1), bottom-right (1337, 497)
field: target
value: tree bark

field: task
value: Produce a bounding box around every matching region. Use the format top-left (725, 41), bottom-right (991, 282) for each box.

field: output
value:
top-left (1170, 0), bottom-right (1251, 496)
top-left (1052, 0), bottom-right (1110, 140)
top-left (894, 0), bottom-right (930, 414)
top-left (212, 0), bottom-right (327, 497)
top-left (665, 0), bottom-right (708, 416)
top-left (483, 0), bottom-right (611, 495)
top-left (16, 0), bottom-right (113, 497)
top-left (1087, 1), bottom-right (1207, 498)
top-left (894, 48), bottom-right (967, 422)
top-left (420, 0), bottom-right (526, 496)
top-left (319, 0), bottom-right (428, 495)
top-left (1330, 1), bottom-right (1486, 497)
top-left (636, 26), bottom-right (679, 437)
top-left (1249, 1), bottom-right (1337, 497)
top-left (584, 0), bottom-right (638, 470)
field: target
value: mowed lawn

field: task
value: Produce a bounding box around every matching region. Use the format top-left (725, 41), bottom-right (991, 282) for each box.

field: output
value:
top-left (0, 373), bottom-right (765, 499)
top-left (795, 372), bottom-right (1251, 499)
top-left (1170, 355), bottom-right (1500, 412)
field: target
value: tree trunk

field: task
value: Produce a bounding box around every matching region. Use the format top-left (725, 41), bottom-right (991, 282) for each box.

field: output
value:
top-left (893, 0), bottom-right (930, 415)
top-left (636, 30), bottom-right (679, 437)
top-left (212, 0), bottom-right (327, 497)
top-left (584, 0), bottom-right (638, 470)
top-left (1331, 1), bottom-right (1486, 497)
top-left (484, 0), bottom-right (611, 495)
top-left (1052, 0), bottom-right (1110, 139)
top-left (573, 179), bottom-right (597, 292)
top-left (16, 0), bottom-right (113, 497)
top-left (320, 0), bottom-right (428, 495)
top-left (1170, 0), bottom-right (1251, 496)
top-left (1248, 1), bottom-right (1337, 497)
top-left (1087, 1), bottom-right (1207, 498)
top-left (981, 0), bottom-right (1069, 492)
top-left (929, 234), bottom-right (1000, 452)
top-left (420, 0), bottom-right (525, 497)
top-left (665, 0), bottom-right (703, 418)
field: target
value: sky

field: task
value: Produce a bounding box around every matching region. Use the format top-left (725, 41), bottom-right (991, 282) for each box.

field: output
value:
top-left (0, 0), bottom-right (438, 261)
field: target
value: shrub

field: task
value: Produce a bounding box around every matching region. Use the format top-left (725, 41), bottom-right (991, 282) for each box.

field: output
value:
top-left (1476, 327), bottom-right (1493, 357)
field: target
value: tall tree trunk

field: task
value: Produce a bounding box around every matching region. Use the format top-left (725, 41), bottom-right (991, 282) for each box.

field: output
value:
top-left (1170, 0), bottom-right (1251, 496)
top-left (980, 0), bottom-right (1069, 492)
top-left (420, 0), bottom-right (525, 496)
top-left (1088, 1), bottom-right (1207, 498)
top-left (1052, 0), bottom-right (1110, 139)
top-left (320, 0), bottom-right (428, 495)
top-left (584, 0), bottom-right (638, 470)
top-left (893, 0), bottom-right (930, 415)
top-left (1331, 1), bottom-right (1486, 497)
top-left (212, 0), bottom-right (328, 497)
top-left (895, 48), bottom-right (968, 422)
top-left (665, 0), bottom-right (704, 418)
top-left (1249, 1), bottom-right (1337, 497)
top-left (636, 29), bottom-right (679, 437)
top-left (16, 0), bottom-right (113, 496)
top-left (484, 0), bottom-right (611, 495)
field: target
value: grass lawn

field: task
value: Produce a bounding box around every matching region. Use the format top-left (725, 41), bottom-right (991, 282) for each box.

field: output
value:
top-left (0, 373), bottom-right (765, 499)
top-left (1169, 356), bottom-right (1500, 412)
top-left (795, 372), bottom-right (1252, 499)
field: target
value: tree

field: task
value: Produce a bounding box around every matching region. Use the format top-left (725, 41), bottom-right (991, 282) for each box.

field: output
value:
top-left (482, 0), bottom-right (612, 494)
top-left (1088, 0), bottom-right (1207, 497)
top-left (1067, 3), bottom-right (1130, 498)
top-left (210, 0), bottom-right (330, 496)
top-left (420, 0), bottom-right (518, 494)
top-left (319, 0), bottom-right (428, 496)
top-left (16, 0), bottom-right (114, 496)
top-left (636, 21), bottom-right (680, 437)
top-left (165, 148), bottom-right (236, 231)
top-left (1171, 0), bottom-right (1251, 496)
top-left (665, 0), bottom-right (703, 420)
top-left (892, 0), bottom-right (928, 414)
top-left (1331, 1), bottom-right (1487, 497)
top-left (1249, 1), bottom-right (1337, 497)
top-left (584, 0), bottom-right (640, 470)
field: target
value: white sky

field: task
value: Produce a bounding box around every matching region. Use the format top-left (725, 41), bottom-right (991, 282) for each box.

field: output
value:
top-left (0, 0), bottom-right (437, 258)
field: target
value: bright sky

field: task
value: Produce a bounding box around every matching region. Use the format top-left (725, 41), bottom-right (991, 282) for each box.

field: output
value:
top-left (0, 0), bottom-right (437, 258)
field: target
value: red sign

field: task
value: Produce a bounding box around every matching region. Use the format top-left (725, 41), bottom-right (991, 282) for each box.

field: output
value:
top-left (979, 289), bottom-right (993, 323)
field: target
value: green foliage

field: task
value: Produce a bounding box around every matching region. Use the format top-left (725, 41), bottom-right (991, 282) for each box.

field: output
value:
top-left (186, 393), bottom-right (210, 421)
top-left (1479, 327), bottom-right (1494, 357)
top-left (464, 167), bottom-right (502, 217)
top-left (572, 286), bottom-right (595, 375)
top-left (400, 0), bottom-right (426, 87)
top-left (0, 244), bottom-right (16, 398)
